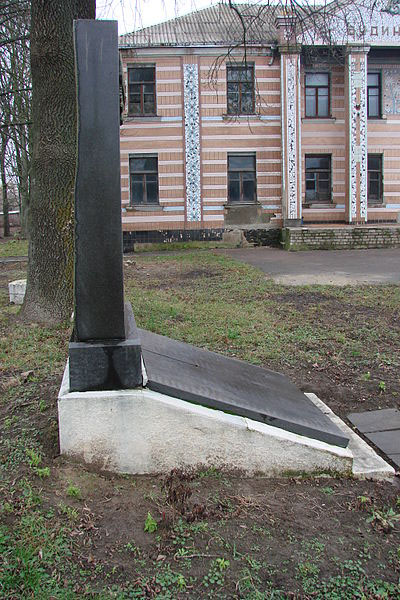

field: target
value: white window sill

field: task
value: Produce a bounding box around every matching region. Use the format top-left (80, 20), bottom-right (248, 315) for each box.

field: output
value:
top-left (125, 205), bottom-right (162, 212)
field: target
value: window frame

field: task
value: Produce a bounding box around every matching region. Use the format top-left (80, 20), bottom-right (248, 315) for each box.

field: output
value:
top-left (226, 64), bottom-right (255, 115)
top-left (305, 154), bottom-right (332, 204)
top-left (227, 153), bottom-right (257, 204)
top-left (127, 64), bottom-right (156, 117)
top-left (368, 153), bottom-right (383, 205)
top-left (129, 154), bottom-right (159, 207)
top-left (304, 72), bottom-right (330, 119)
top-left (367, 72), bottom-right (381, 119)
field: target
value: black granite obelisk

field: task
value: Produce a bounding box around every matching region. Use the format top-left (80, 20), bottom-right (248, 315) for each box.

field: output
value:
top-left (68, 20), bottom-right (141, 392)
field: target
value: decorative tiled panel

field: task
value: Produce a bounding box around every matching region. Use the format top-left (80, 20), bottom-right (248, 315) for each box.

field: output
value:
top-left (183, 64), bottom-right (201, 222)
top-left (348, 53), bottom-right (368, 221)
top-left (383, 67), bottom-right (400, 114)
top-left (285, 55), bottom-right (300, 220)
top-left (308, 0), bottom-right (400, 46)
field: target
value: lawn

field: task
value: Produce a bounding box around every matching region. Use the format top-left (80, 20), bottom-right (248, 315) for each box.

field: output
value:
top-left (0, 249), bottom-right (399, 598)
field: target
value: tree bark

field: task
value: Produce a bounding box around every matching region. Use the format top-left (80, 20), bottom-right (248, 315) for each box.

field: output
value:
top-left (21, 0), bottom-right (95, 323)
top-left (0, 132), bottom-right (10, 237)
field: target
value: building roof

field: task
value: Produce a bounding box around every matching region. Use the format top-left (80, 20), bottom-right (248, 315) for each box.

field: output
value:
top-left (119, 2), bottom-right (279, 48)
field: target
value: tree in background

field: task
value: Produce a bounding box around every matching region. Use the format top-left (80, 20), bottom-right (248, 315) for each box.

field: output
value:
top-left (21, 0), bottom-right (95, 323)
top-left (0, 0), bottom-right (30, 238)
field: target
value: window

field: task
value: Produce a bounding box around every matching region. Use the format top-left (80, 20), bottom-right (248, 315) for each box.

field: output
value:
top-left (305, 155), bottom-right (331, 203)
top-left (368, 154), bottom-right (383, 204)
top-left (367, 73), bottom-right (381, 118)
top-left (227, 65), bottom-right (254, 114)
top-left (128, 66), bottom-right (156, 115)
top-left (305, 73), bottom-right (330, 118)
top-left (129, 156), bottom-right (159, 206)
top-left (228, 154), bottom-right (256, 203)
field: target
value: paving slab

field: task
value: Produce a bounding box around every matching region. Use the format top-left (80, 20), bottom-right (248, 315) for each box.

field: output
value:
top-left (139, 329), bottom-right (349, 448)
top-left (366, 430), bottom-right (400, 456)
top-left (348, 408), bottom-right (400, 433)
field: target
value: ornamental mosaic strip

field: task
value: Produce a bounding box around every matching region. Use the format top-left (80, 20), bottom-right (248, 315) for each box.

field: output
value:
top-left (383, 67), bottom-right (400, 114)
top-left (183, 64), bottom-right (201, 222)
top-left (349, 54), bottom-right (368, 222)
top-left (285, 56), bottom-right (299, 220)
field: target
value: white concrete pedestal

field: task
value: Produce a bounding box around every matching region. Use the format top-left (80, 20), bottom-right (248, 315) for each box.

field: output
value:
top-left (58, 363), bottom-right (354, 476)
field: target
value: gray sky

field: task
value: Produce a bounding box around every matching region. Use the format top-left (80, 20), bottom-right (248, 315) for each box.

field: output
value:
top-left (97, 0), bottom-right (221, 34)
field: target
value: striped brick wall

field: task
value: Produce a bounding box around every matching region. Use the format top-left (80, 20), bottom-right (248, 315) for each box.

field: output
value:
top-left (120, 50), bottom-right (400, 233)
top-left (300, 62), bottom-right (400, 224)
top-left (119, 50), bottom-right (283, 232)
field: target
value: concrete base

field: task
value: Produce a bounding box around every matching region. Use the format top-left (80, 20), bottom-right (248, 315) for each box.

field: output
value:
top-left (8, 279), bottom-right (26, 304)
top-left (58, 363), bottom-right (352, 476)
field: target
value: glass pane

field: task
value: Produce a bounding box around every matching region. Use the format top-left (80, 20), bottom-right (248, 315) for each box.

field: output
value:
top-left (241, 82), bottom-right (253, 93)
top-left (146, 180), bottom-right (158, 203)
top-left (305, 95), bottom-right (316, 117)
top-left (228, 155), bottom-right (255, 170)
top-left (306, 73), bottom-right (329, 86)
top-left (306, 156), bottom-right (330, 170)
top-left (318, 179), bottom-right (329, 191)
top-left (143, 99), bottom-right (155, 114)
top-left (144, 84), bottom-right (154, 94)
top-left (227, 83), bottom-right (239, 93)
top-left (241, 93), bottom-right (253, 113)
top-left (317, 94), bottom-right (329, 116)
top-left (368, 95), bottom-right (379, 117)
top-left (227, 94), bottom-right (239, 113)
top-left (306, 179), bottom-right (315, 190)
top-left (242, 178), bottom-right (255, 202)
top-left (368, 155), bottom-right (381, 171)
top-left (369, 180), bottom-right (379, 197)
top-left (129, 83), bottom-right (141, 94)
top-left (131, 67), bottom-right (154, 82)
top-left (227, 68), bottom-right (240, 82)
top-left (132, 179), bottom-right (144, 204)
top-left (318, 87), bottom-right (328, 96)
top-left (239, 68), bottom-right (253, 81)
top-left (130, 101), bottom-right (141, 115)
top-left (305, 187), bottom-right (316, 200)
top-left (367, 73), bottom-right (379, 86)
top-left (228, 179), bottom-right (240, 202)
top-left (229, 171), bottom-right (240, 181)
top-left (131, 157), bottom-right (157, 172)
top-left (242, 171), bottom-right (255, 181)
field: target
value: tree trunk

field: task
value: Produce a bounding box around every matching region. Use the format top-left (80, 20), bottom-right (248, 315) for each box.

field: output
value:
top-left (21, 0), bottom-right (95, 323)
top-left (0, 132), bottom-right (10, 238)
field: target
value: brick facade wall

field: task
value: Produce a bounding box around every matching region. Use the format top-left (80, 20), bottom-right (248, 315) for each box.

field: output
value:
top-left (283, 226), bottom-right (400, 250)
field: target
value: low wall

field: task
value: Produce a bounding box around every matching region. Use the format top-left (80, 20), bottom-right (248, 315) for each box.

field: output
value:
top-left (283, 226), bottom-right (400, 251)
top-left (123, 226), bottom-right (281, 252)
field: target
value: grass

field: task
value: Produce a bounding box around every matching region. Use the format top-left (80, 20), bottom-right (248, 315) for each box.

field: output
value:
top-left (0, 248), bottom-right (400, 598)
top-left (124, 252), bottom-right (400, 417)
top-left (0, 237), bottom-right (28, 258)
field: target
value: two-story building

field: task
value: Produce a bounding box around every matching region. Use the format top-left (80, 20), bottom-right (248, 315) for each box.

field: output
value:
top-left (119, 1), bottom-right (400, 247)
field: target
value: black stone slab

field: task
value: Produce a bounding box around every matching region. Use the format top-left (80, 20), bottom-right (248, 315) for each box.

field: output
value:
top-left (73, 20), bottom-right (125, 342)
top-left (69, 303), bottom-right (142, 392)
top-left (348, 409), bottom-right (400, 433)
top-left (140, 329), bottom-right (349, 448)
top-left (366, 430), bottom-right (400, 456)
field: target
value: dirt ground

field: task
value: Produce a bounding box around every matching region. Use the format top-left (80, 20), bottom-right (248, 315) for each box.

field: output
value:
top-left (1, 249), bottom-right (400, 597)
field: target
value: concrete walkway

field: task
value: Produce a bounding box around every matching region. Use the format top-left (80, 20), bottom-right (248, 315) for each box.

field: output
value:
top-left (219, 247), bottom-right (400, 285)
top-left (0, 255), bottom-right (27, 264)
